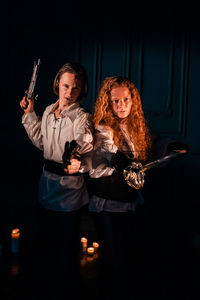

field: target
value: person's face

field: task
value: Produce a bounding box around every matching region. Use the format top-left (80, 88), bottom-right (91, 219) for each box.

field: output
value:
top-left (110, 86), bottom-right (132, 119)
top-left (58, 72), bottom-right (81, 108)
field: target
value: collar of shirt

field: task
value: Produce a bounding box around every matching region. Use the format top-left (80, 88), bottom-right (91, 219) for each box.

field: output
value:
top-left (49, 101), bottom-right (81, 122)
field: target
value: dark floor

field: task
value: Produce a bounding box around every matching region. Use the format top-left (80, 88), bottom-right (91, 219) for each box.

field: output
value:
top-left (0, 214), bottom-right (200, 300)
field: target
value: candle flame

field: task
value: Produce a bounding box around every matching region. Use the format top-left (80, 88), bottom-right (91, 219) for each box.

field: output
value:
top-left (11, 228), bottom-right (20, 239)
top-left (92, 242), bottom-right (99, 251)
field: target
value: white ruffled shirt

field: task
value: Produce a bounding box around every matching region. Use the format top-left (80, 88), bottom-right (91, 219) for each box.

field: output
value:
top-left (89, 124), bottom-right (144, 213)
top-left (22, 101), bottom-right (93, 212)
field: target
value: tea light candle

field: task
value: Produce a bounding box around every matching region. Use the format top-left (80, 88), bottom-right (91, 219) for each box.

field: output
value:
top-left (92, 242), bottom-right (99, 252)
top-left (81, 237), bottom-right (87, 251)
top-left (87, 247), bottom-right (94, 256)
top-left (11, 228), bottom-right (20, 253)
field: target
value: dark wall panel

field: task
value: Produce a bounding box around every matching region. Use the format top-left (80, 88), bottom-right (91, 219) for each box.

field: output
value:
top-left (1, 2), bottom-right (200, 251)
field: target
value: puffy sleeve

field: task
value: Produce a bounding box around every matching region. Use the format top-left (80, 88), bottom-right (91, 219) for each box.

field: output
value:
top-left (22, 111), bottom-right (43, 150)
top-left (74, 112), bottom-right (94, 173)
top-left (89, 125), bottom-right (118, 178)
top-left (74, 112), bottom-right (94, 154)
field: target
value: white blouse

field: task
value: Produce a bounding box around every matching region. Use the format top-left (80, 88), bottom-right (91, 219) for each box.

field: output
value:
top-left (89, 124), bottom-right (144, 213)
top-left (22, 101), bottom-right (93, 212)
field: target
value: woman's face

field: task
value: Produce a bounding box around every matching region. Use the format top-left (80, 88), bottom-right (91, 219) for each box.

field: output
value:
top-left (110, 86), bottom-right (132, 119)
top-left (58, 72), bottom-right (81, 108)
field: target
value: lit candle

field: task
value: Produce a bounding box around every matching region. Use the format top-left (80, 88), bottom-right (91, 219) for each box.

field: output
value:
top-left (92, 242), bottom-right (99, 252)
top-left (11, 228), bottom-right (20, 253)
top-left (87, 247), bottom-right (94, 256)
top-left (81, 237), bottom-right (87, 251)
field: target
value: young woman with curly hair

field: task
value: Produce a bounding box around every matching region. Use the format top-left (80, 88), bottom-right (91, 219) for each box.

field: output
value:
top-left (86, 76), bottom-right (153, 299)
top-left (88, 75), bottom-right (188, 299)
top-left (93, 75), bottom-right (152, 162)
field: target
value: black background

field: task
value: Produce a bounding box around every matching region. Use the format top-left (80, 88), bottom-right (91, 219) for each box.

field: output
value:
top-left (1, 1), bottom-right (200, 255)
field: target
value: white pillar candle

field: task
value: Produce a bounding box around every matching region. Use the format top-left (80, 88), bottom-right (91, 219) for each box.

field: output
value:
top-left (81, 237), bottom-right (87, 251)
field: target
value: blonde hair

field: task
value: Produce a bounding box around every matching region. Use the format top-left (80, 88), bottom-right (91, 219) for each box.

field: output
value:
top-left (93, 76), bottom-right (152, 162)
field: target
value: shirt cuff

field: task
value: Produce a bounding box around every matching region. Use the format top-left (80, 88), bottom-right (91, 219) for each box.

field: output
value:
top-left (22, 111), bottom-right (38, 124)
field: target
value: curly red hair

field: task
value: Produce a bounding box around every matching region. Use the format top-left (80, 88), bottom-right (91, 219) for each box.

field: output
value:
top-left (93, 76), bottom-right (152, 162)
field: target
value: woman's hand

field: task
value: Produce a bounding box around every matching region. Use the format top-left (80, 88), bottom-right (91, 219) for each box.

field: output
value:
top-left (64, 158), bottom-right (81, 174)
top-left (20, 94), bottom-right (34, 114)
